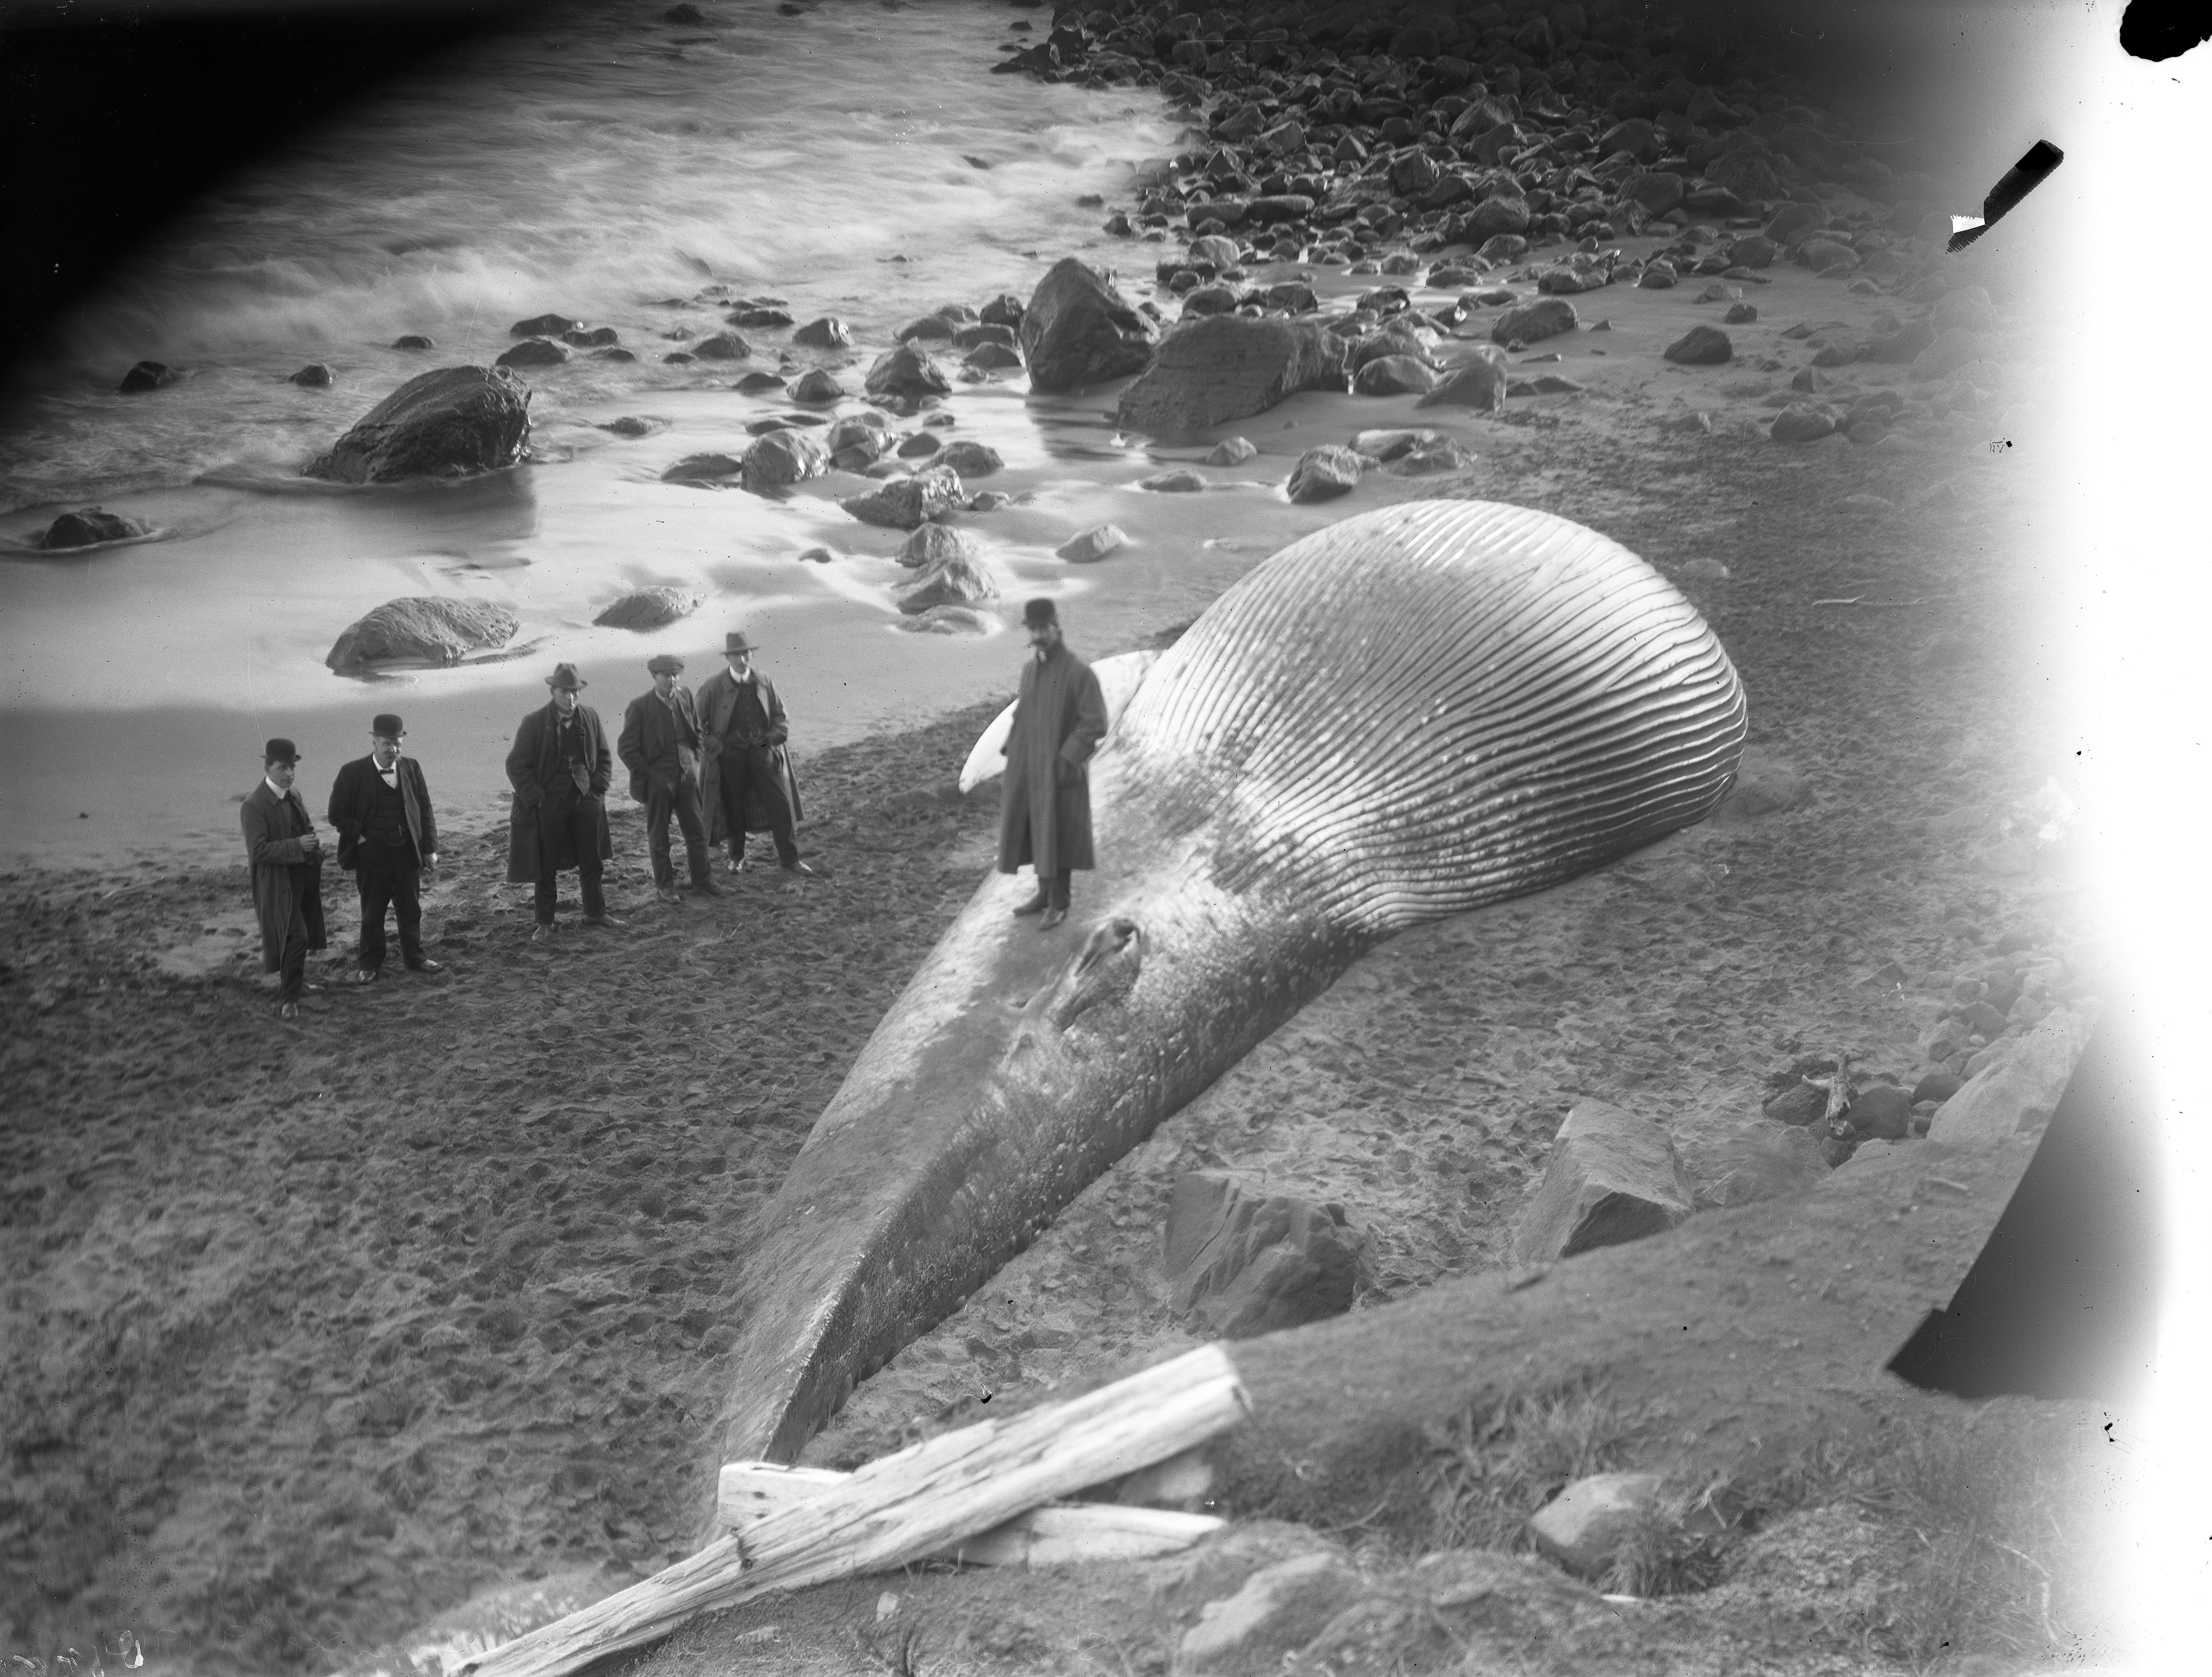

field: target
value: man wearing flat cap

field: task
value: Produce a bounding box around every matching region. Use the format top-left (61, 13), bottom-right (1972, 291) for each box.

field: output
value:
top-left (696, 630), bottom-right (811, 877)
top-left (506, 663), bottom-right (623, 940)
top-left (240, 737), bottom-right (328, 1021)
top-left (327, 713), bottom-right (443, 982)
top-left (997, 598), bottom-right (1107, 931)
top-left (618, 653), bottom-right (719, 905)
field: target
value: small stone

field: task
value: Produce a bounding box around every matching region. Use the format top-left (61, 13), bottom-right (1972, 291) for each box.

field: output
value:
top-left (1284, 444), bottom-right (1363, 503)
top-left (592, 586), bottom-right (700, 630)
top-left (1416, 359), bottom-right (1508, 413)
top-left (391, 334), bottom-right (435, 350)
top-left (865, 342), bottom-right (953, 400)
top-left (1207, 436), bottom-right (1258, 465)
top-left (495, 337), bottom-right (569, 370)
top-left (1769, 405), bottom-right (1837, 443)
top-left (787, 368), bottom-right (846, 404)
top-left (1527, 1473), bottom-right (1669, 1580)
top-left (736, 370), bottom-right (785, 392)
top-left (509, 313), bottom-right (579, 338)
top-left (793, 316), bottom-right (852, 348)
top-left (1139, 468), bottom-right (1209, 492)
top-left (1510, 1099), bottom-right (1695, 1265)
top-left (659, 452), bottom-right (742, 484)
top-left (1489, 297), bottom-right (1578, 345)
top-left (562, 325), bottom-right (618, 347)
top-left (1638, 266), bottom-right (1678, 290)
top-left (1762, 1083), bottom-right (1829, 1127)
top-left (289, 363), bottom-right (334, 387)
top-left (896, 432), bottom-right (941, 459)
top-left (36, 507), bottom-right (152, 550)
top-left (1352, 355), bottom-right (1439, 395)
top-left (1055, 523), bottom-right (1128, 563)
top-left (1680, 557), bottom-right (1730, 579)
top-left (1725, 302), bottom-right (1759, 324)
top-left (1163, 1172), bottom-right (1364, 1338)
top-left (895, 523), bottom-right (972, 569)
top-left (689, 331), bottom-right (752, 361)
top-left (937, 440), bottom-right (1002, 476)
top-left (1911, 1071), bottom-right (1965, 1106)
top-left (1841, 1085), bottom-right (1912, 1141)
top-left (839, 464), bottom-right (966, 530)
top-left (1176, 1552), bottom-right (1364, 1677)
top-left (1663, 325), bottom-right (1733, 365)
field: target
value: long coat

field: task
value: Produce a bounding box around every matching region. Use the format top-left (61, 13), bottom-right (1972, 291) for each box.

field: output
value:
top-left (326, 754), bottom-right (438, 870)
top-left (996, 640), bottom-right (1108, 877)
top-left (695, 665), bottom-right (806, 847)
top-left (616, 685), bottom-right (703, 803)
top-left (240, 780), bottom-right (327, 971)
top-left (504, 700), bottom-right (614, 883)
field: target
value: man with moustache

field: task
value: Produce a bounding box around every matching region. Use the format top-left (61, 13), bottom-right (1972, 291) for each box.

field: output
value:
top-left (327, 712), bottom-right (443, 982)
top-left (997, 598), bottom-right (1107, 932)
top-left (696, 630), bottom-right (812, 877)
top-left (617, 652), bottom-right (721, 905)
top-left (506, 663), bottom-right (624, 940)
top-left (240, 737), bottom-right (328, 1021)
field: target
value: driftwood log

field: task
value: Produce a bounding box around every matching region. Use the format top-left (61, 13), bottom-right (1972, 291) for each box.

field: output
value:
top-left (458, 1345), bottom-right (1247, 1677)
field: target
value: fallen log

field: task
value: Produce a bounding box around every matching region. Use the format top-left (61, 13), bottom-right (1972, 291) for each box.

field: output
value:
top-left (718, 1461), bottom-right (1222, 1567)
top-left (458, 1344), bottom-right (1246, 1677)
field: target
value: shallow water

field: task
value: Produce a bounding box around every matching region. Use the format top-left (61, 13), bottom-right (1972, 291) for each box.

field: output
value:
top-left (0, 0), bottom-right (1222, 868)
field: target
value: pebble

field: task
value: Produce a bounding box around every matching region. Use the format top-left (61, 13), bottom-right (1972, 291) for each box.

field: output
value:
top-left (290, 364), bottom-right (334, 387)
top-left (1139, 468), bottom-right (1209, 492)
top-left (1285, 444), bottom-right (1364, 503)
top-left (1055, 524), bottom-right (1128, 563)
top-left (1207, 436), bottom-right (1258, 466)
top-left (1663, 325), bottom-right (1732, 366)
top-left (1725, 302), bottom-right (1759, 324)
top-left (391, 334), bottom-right (434, 350)
top-left (1769, 405), bottom-right (1836, 443)
top-left (496, 338), bottom-right (569, 368)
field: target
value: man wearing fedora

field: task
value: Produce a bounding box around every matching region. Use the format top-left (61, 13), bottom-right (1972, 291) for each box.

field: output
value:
top-left (505, 663), bottom-right (623, 940)
top-left (696, 630), bottom-right (811, 877)
top-left (327, 713), bottom-right (443, 982)
top-left (617, 653), bottom-right (720, 905)
top-left (997, 599), bottom-right (1107, 931)
top-left (241, 737), bottom-right (328, 1021)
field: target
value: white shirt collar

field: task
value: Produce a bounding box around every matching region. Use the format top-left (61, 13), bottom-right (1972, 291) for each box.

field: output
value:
top-left (264, 776), bottom-right (291, 799)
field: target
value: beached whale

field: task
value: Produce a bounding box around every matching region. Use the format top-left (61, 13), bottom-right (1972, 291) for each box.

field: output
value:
top-left (711, 498), bottom-right (1749, 1472)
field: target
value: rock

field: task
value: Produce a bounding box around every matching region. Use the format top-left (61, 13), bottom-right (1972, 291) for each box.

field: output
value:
top-left (1475, 235), bottom-right (1527, 263)
top-left (1527, 1473), bottom-right (1669, 1580)
top-left (1637, 265), bottom-right (1677, 290)
top-left (1207, 436), bottom-right (1258, 466)
top-left (1929, 1009), bottom-right (2094, 1145)
top-left (895, 523), bottom-right (972, 569)
top-left (1510, 1099), bottom-right (1696, 1265)
top-left (1490, 298), bottom-right (1578, 345)
top-left (1724, 302), bottom-right (1760, 325)
top-left (864, 342), bottom-right (952, 401)
top-left (592, 586), bottom-right (699, 630)
top-left (119, 361), bottom-right (180, 393)
top-left (495, 337), bottom-right (569, 369)
top-left (1176, 1552), bottom-right (1365, 1677)
top-left (1352, 354), bottom-right (1439, 396)
top-left (562, 326), bottom-right (618, 348)
top-left (935, 440), bottom-right (1001, 477)
top-left (1388, 439), bottom-right (1478, 474)
top-left (289, 363), bottom-right (334, 387)
top-left (1115, 315), bottom-right (1348, 436)
top-left (1799, 238), bottom-right (1860, 274)
top-left (1179, 284), bottom-right (1242, 319)
top-left (689, 332), bottom-right (752, 361)
top-left (660, 452), bottom-right (743, 484)
top-left (895, 547), bottom-right (1000, 614)
top-left (787, 368), bottom-right (846, 404)
top-left (1728, 234), bottom-right (1778, 269)
top-left (1459, 193), bottom-right (1533, 239)
top-left (1418, 359), bottom-right (1509, 413)
top-left (735, 370), bottom-right (785, 392)
top-left (1347, 429), bottom-right (1434, 462)
top-left (1663, 326), bottom-right (1733, 365)
top-left (898, 604), bottom-right (997, 635)
top-left (963, 342), bottom-right (1025, 374)
top-left (509, 313), bottom-right (578, 338)
top-left (303, 365), bottom-right (531, 483)
top-left (894, 313), bottom-right (957, 343)
top-left (1284, 445), bottom-right (1363, 504)
top-left (952, 321), bottom-right (1018, 351)
top-left (1912, 1071), bottom-right (1965, 1106)
top-left (325, 597), bottom-right (519, 671)
top-left (1622, 169), bottom-right (1685, 215)
top-left (1840, 1085), bottom-right (1912, 1141)
top-left (978, 292), bottom-right (1024, 329)
top-left (741, 428), bottom-right (831, 493)
top-left (1864, 318), bottom-right (1937, 364)
top-left (1019, 257), bottom-right (1157, 393)
top-left (1163, 1172), bottom-right (1364, 1340)
top-left (35, 508), bottom-right (152, 550)
top-left (792, 316), bottom-right (852, 349)
top-left (1055, 523), bottom-right (1128, 564)
top-left (1769, 404), bottom-right (1837, 443)
top-left (1679, 557), bottom-right (1730, 579)
top-left (839, 466), bottom-right (965, 530)
top-left (391, 334), bottom-right (434, 350)
top-left (895, 432), bottom-right (940, 460)
top-left (1761, 1083), bottom-right (1830, 1127)
top-left (729, 306), bottom-right (794, 328)
top-left (1139, 468), bottom-right (1209, 492)
top-left (1764, 203), bottom-right (1829, 243)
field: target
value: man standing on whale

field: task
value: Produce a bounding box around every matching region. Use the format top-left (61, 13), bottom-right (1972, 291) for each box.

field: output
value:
top-left (997, 598), bottom-right (1107, 931)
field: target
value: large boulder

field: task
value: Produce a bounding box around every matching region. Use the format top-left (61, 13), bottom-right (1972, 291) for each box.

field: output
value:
top-left (740, 428), bottom-right (831, 493)
top-left (1928, 1008), bottom-right (2094, 1146)
top-left (1163, 1171), bottom-right (1364, 1339)
top-left (1115, 315), bottom-right (1349, 435)
top-left (864, 343), bottom-right (952, 401)
top-left (838, 465), bottom-right (964, 530)
top-left (325, 597), bottom-right (519, 671)
top-left (593, 587), bottom-right (700, 630)
top-left (1019, 257), bottom-right (1158, 393)
top-left (1509, 1099), bottom-right (1695, 1265)
top-left (36, 507), bottom-right (153, 550)
top-left (303, 366), bottom-right (531, 483)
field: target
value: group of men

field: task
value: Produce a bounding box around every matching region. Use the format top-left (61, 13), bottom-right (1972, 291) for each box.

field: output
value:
top-left (242, 602), bottom-right (1105, 1020)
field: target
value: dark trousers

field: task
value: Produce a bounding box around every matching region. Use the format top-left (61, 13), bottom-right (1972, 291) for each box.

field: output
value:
top-left (274, 901), bottom-right (310, 1001)
top-left (1046, 868), bottom-right (1072, 910)
top-left (646, 773), bottom-right (710, 886)
top-left (353, 839), bottom-right (422, 970)
top-left (534, 792), bottom-right (607, 924)
top-left (718, 746), bottom-right (797, 868)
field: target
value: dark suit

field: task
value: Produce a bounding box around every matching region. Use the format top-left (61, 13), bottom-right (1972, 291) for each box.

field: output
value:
top-left (240, 780), bottom-right (327, 1000)
top-left (504, 699), bottom-right (615, 924)
top-left (328, 753), bottom-right (438, 971)
top-left (618, 685), bottom-right (711, 888)
top-left (696, 664), bottom-right (800, 867)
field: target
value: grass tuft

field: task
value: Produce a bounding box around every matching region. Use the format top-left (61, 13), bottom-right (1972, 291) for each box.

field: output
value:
top-left (1415, 1379), bottom-right (1660, 1554)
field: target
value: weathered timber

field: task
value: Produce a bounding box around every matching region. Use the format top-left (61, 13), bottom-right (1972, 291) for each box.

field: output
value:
top-left (459, 1345), bottom-right (1247, 1677)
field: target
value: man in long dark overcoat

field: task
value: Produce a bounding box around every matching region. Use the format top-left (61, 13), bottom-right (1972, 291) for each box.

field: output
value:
top-left (997, 598), bottom-right (1108, 931)
top-left (617, 653), bottom-right (720, 904)
top-left (326, 712), bottom-right (443, 981)
top-left (696, 629), bottom-right (812, 876)
top-left (505, 663), bottom-right (622, 940)
top-left (240, 737), bottom-right (328, 1020)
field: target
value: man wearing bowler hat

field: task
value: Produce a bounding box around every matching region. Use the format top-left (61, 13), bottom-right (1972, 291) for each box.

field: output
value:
top-left (618, 653), bottom-right (720, 905)
top-left (327, 713), bottom-right (443, 982)
top-left (696, 630), bottom-right (811, 877)
top-left (240, 737), bottom-right (328, 1021)
top-left (506, 663), bottom-right (623, 940)
top-left (997, 598), bottom-right (1107, 931)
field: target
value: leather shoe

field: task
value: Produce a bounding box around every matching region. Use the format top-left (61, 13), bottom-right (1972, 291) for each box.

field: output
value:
top-left (782, 860), bottom-right (817, 878)
top-left (727, 854), bottom-right (749, 873)
top-left (407, 957), bottom-right (444, 974)
top-left (278, 1000), bottom-right (300, 1021)
top-left (1038, 906), bottom-right (1067, 931)
top-left (531, 923), bottom-right (555, 943)
top-left (349, 967), bottom-right (379, 985)
top-left (690, 877), bottom-right (724, 896)
top-left (656, 885), bottom-right (683, 905)
top-left (1011, 892), bottom-right (1048, 917)
top-left (583, 913), bottom-right (628, 930)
